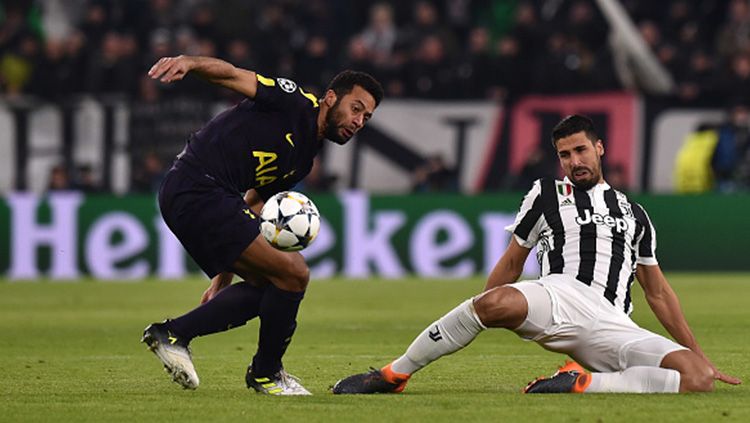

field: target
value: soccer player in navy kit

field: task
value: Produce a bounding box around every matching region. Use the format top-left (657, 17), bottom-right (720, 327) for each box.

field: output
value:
top-left (141, 55), bottom-right (383, 395)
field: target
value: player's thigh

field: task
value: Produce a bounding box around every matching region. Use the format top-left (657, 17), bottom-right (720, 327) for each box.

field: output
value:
top-left (511, 277), bottom-right (593, 355)
top-left (160, 173), bottom-right (262, 279)
top-left (231, 236), bottom-right (309, 292)
top-left (576, 318), bottom-right (687, 372)
top-left (499, 281), bottom-right (553, 336)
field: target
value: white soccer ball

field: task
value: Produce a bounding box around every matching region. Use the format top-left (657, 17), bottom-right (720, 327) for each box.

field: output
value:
top-left (260, 191), bottom-right (321, 252)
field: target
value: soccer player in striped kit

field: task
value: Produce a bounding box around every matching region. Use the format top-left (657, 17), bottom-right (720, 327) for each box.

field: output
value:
top-left (333, 114), bottom-right (741, 394)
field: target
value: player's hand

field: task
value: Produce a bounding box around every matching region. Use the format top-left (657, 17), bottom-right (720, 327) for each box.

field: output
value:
top-left (200, 272), bottom-right (234, 304)
top-left (705, 358), bottom-right (742, 385)
top-left (714, 368), bottom-right (742, 385)
top-left (148, 55), bottom-right (193, 83)
top-left (200, 284), bottom-right (224, 304)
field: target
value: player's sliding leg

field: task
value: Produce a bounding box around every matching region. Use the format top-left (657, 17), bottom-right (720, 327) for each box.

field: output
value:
top-left (561, 348), bottom-right (715, 394)
top-left (232, 236), bottom-right (312, 395)
top-left (389, 297), bottom-right (487, 374)
top-left (332, 286), bottom-right (526, 394)
top-left (522, 293), bottom-right (714, 394)
top-left (332, 298), bottom-right (486, 394)
top-left (523, 361), bottom-right (681, 393)
top-left (586, 366), bottom-right (680, 393)
top-left (141, 279), bottom-right (267, 389)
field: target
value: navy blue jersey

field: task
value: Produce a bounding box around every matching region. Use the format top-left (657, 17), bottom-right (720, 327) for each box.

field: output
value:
top-left (176, 74), bottom-right (322, 200)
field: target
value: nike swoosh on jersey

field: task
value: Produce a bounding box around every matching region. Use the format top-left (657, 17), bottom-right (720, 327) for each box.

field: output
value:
top-left (285, 133), bottom-right (295, 147)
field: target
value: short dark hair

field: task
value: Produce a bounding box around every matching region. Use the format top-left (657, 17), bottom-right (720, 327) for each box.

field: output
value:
top-left (551, 114), bottom-right (599, 147)
top-left (326, 70), bottom-right (384, 107)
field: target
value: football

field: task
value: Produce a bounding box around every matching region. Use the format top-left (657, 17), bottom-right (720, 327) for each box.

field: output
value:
top-left (260, 191), bottom-right (321, 251)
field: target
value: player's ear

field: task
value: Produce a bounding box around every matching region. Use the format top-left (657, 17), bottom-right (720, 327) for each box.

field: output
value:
top-left (324, 90), bottom-right (337, 107)
top-left (596, 139), bottom-right (604, 156)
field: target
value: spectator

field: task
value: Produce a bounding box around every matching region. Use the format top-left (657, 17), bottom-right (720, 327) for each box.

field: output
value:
top-left (677, 49), bottom-right (717, 103)
top-left (28, 38), bottom-right (69, 100)
top-left (73, 164), bottom-right (103, 193)
top-left (64, 30), bottom-right (89, 95)
top-left (509, 1), bottom-right (546, 60)
top-left (565, 0), bottom-right (608, 53)
top-left (360, 2), bottom-right (398, 68)
top-left (712, 103), bottom-right (750, 192)
top-left (0, 32), bottom-right (40, 97)
top-left (715, 53), bottom-right (750, 101)
top-left (455, 26), bottom-right (495, 99)
top-left (403, 1), bottom-right (457, 58)
top-left (716, 0), bottom-right (750, 58)
top-left (48, 164), bottom-right (72, 191)
top-left (300, 156), bottom-right (337, 192)
top-left (295, 33), bottom-right (335, 95)
top-left (511, 147), bottom-right (556, 191)
top-left (79, 1), bottom-right (109, 49)
top-left (131, 151), bottom-right (167, 193)
top-left (605, 163), bottom-right (629, 192)
top-left (411, 154), bottom-right (458, 193)
top-left (86, 31), bottom-right (138, 96)
top-left (492, 34), bottom-right (529, 100)
top-left (406, 35), bottom-right (455, 98)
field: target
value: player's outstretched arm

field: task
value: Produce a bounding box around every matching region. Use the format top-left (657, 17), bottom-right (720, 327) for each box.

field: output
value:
top-left (483, 236), bottom-right (531, 291)
top-left (636, 264), bottom-right (742, 385)
top-left (148, 55), bottom-right (259, 98)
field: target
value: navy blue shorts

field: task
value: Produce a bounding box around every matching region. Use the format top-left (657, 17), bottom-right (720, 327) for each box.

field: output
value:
top-left (158, 161), bottom-right (261, 278)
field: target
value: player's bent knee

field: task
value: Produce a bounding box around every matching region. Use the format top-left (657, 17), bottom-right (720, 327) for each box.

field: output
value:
top-left (682, 363), bottom-right (715, 392)
top-left (290, 262), bottom-right (310, 291)
top-left (473, 287), bottom-right (526, 329)
top-left (672, 358), bottom-right (715, 392)
top-left (278, 255), bottom-right (310, 292)
top-left (681, 372), bottom-right (715, 392)
top-left (663, 350), bottom-right (715, 393)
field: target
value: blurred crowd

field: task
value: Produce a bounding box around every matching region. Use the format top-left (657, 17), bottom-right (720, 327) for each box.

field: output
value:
top-left (2, 0), bottom-right (749, 103)
top-left (1, 0), bottom-right (749, 193)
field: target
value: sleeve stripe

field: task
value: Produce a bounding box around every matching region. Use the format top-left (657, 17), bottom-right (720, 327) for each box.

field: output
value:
top-left (257, 74), bottom-right (275, 87)
top-left (514, 193), bottom-right (543, 240)
top-left (300, 88), bottom-right (319, 108)
top-left (631, 202), bottom-right (656, 258)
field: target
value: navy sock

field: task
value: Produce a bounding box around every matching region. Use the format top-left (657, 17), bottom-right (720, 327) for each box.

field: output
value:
top-left (168, 281), bottom-right (266, 341)
top-left (251, 284), bottom-right (305, 377)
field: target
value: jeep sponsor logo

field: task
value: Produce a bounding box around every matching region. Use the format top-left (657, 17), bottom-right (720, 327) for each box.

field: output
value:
top-left (575, 209), bottom-right (630, 233)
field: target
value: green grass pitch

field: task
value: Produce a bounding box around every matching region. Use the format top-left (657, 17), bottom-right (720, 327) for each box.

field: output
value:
top-left (1, 274), bottom-right (748, 422)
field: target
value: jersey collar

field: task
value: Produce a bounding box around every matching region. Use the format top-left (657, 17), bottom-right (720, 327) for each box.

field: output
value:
top-left (563, 176), bottom-right (610, 191)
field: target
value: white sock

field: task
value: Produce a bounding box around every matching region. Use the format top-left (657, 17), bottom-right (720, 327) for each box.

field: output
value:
top-left (586, 366), bottom-right (681, 393)
top-left (391, 299), bottom-right (487, 375)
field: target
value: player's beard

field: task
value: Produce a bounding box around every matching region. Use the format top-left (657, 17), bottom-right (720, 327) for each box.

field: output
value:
top-left (324, 99), bottom-right (350, 145)
top-left (569, 161), bottom-right (602, 191)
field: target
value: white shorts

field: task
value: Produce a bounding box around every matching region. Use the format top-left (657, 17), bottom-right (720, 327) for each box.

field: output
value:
top-left (509, 274), bottom-right (687, 372)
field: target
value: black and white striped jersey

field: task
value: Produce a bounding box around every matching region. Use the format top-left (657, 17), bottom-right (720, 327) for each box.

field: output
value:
top-left (506, 177), bottom-right (658, 315)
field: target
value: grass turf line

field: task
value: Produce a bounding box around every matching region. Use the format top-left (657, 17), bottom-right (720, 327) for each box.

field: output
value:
top-left (0, 274), bottom-right (748, 422)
